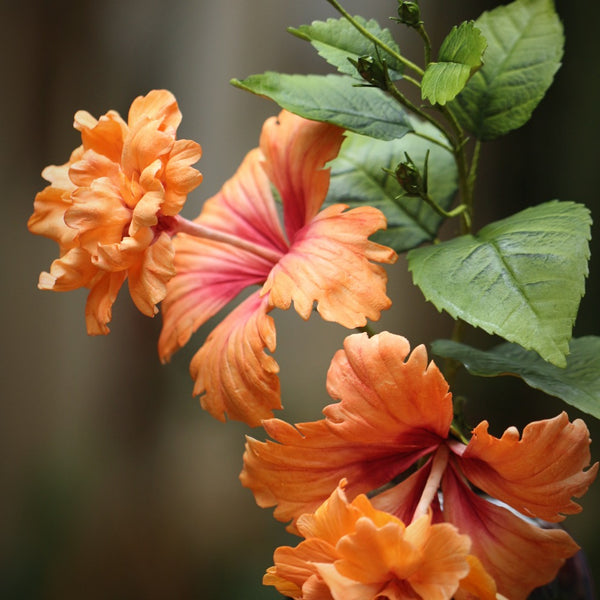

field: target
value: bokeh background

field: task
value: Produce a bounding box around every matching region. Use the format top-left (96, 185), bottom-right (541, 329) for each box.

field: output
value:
top-left (1, 0), bottom-right (598, 598)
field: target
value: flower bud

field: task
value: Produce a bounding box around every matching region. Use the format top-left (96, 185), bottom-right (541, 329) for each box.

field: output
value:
top-left (396, 1), bottom-right (421, 27)
top-left (348, 55), bottom-right (388, 90)
top-left (395, 155), bottom-right (423, 196)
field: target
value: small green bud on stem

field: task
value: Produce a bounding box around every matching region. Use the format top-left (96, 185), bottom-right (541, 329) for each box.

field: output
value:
top-left (394, 1), bottom-right (422, 28)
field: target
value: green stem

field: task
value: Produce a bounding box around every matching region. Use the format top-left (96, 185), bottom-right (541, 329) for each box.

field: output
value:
top-left (325, 0), bottom-right (424, 77)
top-left (356, 324), bottom-right (377, 337)
top-left (411, 131), bottom-right (453, 153)
top-left (416, 24), bottom-right (432, 66)
top-left (466, 139), bottom-right (481, 223)
top-left (385, 83), bottom-right (452, 147)
top-left (420, 192), bottom-right (469, 222)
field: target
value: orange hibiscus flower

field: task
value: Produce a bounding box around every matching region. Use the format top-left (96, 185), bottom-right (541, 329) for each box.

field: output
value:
top-left (28, 90), bottom-right (202, 334)
top-left (265, 479), bottom-right (498, 600)
top-left (158, 111), bottom-right (397, 426)
top-left (241, 332), bottom-right (598, 599)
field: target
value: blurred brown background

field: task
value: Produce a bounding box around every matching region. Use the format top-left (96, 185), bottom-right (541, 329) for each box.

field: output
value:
top-left (1, 1), bottom-right (598, 598)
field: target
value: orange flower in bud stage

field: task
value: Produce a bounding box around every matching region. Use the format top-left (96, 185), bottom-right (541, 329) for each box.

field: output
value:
top-left (28, 90), bottom-right (203, 334)
top-left (158, 110), bottom-right (397, 426)
top-left (265, 480), bottom-right (498, 600)
top-left (242, 332), bottom-right (598, 599)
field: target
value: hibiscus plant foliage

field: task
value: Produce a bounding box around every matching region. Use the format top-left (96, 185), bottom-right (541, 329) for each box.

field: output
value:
top-left (234, 0), bottom-right (596, 401)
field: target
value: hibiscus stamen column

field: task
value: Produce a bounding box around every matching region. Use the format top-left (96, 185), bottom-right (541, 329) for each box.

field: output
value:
top-left (412, 444), bottom-right (449, 521)
top-left (171, 214), bottom-right (284, 264)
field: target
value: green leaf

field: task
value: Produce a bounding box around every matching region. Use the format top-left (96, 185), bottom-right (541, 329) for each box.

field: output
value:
top-left (422, 21), bottom-right (487, 106)
top-left (408, 201), bottom-right (591, 367)
top-left (431, 338), bottom-right (600, 419)
top-left (326, 117), bottom-right (457, 252)
top-left (231, 73), bottom-right (413, 141)
top-left (450, 0), bottom-right (564, 140)
top-left (289, 16), bottom-right (404, 80)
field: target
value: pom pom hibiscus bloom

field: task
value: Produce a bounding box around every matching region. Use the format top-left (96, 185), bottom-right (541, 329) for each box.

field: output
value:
top-left (158, 110), bottom-right (397, 426)
top-left (264, 479), bottom-right (500, 600)
top-left (241, 332), bottom-right (598, 599)
top-left (27, 90), bottom-right (202, 334)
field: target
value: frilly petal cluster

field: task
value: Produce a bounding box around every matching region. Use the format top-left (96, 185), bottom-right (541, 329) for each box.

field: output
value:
top-left (265, 480), bottom-right (498, 600)
top-left (28, 90), bottom-right (202, 334)
top-left (242, 332), bottom-right (598, 599)
top-left (159, 110), bottom-right (397, 426)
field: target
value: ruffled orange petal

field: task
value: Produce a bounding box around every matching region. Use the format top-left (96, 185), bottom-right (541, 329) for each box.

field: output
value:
top-left (68, 148), bottom-right (120, 188)
top-left (28, 186), bottom-right (77, 249)
top-left (267, 540), bottom-right (338, 600)
top-left (442, 465), bottom-right (579, 600)
top-left (460, 412), bottom-right (598, 522)
top-left (241, 333), bottom-right (451, 526)
top-left (324, 333), bottom-right (453, 445)
top-left (188, 291), bottom-right (281, 425)
top-left (296, 481), bottom-right (364, 545)
top-left (316, 511), bottom-right (471, 600)
top-left (163, 139), bottom-right (203, 215)
top-left (259, 110), bottom-right (345, 237)
top-left (74, 109), bottom-right (127, 163)
top-left (65, 179), bottom-right (131, 253)
top-left (127, 89), bottom-right (182, 134)
top-left (38, 247), bottom-right (98, 292)
top-left (41, 147), bottom-right (82, 190)
top-left (84, 270), bottom-right (128, 335)
top-left (121, 118), bottom-right (174, 179)
top-left (127, 232), bottom-right (176, 317)
top-left (263, 204), bottom-right (396, 328)
top-left (454, 555), bottom-right (498, 600)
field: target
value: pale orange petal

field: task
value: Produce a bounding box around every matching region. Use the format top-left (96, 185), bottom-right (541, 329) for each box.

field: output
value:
top-left (454, 555), bottom-right (498, 600)
top-left (65, 179), bottom-right (131, 253)
top-left (335, 517), bottom-right (421, 583)
top-left (28, 186), bottom-right (77, 249)
top-left (68, 148), bottom-right (120, 188)
top-left (263, 204), bottom-right (396, 328)
top-left (259, 110), bottom-right (345, 236)
top-left (37, 247), bottom-right (97, 291)
top-left (163, 139), bottom-right (203, 215)
top-left (315, 564), bottom-right (383, 600)
top-left (41, 146), bottom-right (82, 190)
top-left (130, 190), bottom-right (163, 235)
top-left (460, 413), bottom-right (598, 522)
top-left (443, 465), bottom-right (579, 600)
top-left (127, 232), bottom-right (176, 317)
top-left (241, 333), bottom-right (450, 527)
top-left (74, 109), bottom-right (127, 163)
top-left (93, 230), bottom-right (151, 272)
top-left (84, 270), bottom-right (128, 335)
top-left (407, 516), bottom-right (471, 600)
top-left (121, 118), bottom-right (174, 178)
top-left (127, 89), bottom-right (182, 134)
top-left (267, 540), bottom-right (338, 600)
top-left (188, 291), bottom-right (281, 426)
top-left (296, 482), bottom-right (363, 546)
